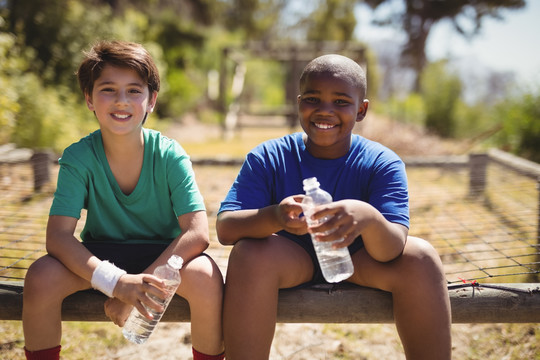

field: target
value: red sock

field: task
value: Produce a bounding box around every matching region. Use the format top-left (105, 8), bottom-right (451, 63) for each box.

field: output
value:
top-left (24, 345), bottom-right (61, 360)
top-left (192, 347), bottom-right (225, 360)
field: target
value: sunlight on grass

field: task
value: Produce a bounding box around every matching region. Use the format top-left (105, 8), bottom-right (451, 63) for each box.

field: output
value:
top-left (181, 126), bottom-right (300, 158)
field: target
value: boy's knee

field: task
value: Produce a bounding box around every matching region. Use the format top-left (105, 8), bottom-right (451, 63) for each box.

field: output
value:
top-left (25, 257), bottom-right (53, 288)
top-left (228, 238), bottom-right (273, 272)
top-left (181, 255), bottom-right (223, 298)
top-left (24, 257), bottom-right (62, 302)
top-left (404, 236), bottom-right (444, 270)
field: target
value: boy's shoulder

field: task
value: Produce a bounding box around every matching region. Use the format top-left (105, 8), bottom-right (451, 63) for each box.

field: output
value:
top-left (251, 132), bottom-right (302, 153)
top-left (350, 134), bottom-right (403, 163)
top-left (143, 127), bottom-right (186, 158)
top-left (62, 130), bottom-right (101, 157)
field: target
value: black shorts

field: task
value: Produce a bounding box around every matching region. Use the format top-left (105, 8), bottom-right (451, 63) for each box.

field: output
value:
top-left (83, 242), bottom-right (169, 274)
top-left (277, 231), bottom-right (364, 285)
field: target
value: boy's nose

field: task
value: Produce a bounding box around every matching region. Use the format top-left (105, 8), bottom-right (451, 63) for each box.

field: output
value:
top-left (115, 91), bottom-right (129, 105)
top-left (316, 101), bottom-right (334, 114)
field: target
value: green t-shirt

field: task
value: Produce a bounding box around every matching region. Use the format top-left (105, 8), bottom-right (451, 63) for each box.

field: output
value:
top-left (50, 128), bottom-right (205, 244)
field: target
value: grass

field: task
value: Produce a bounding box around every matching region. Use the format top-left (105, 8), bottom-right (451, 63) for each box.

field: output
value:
top-left (179, 125), bottom-right (301, 158)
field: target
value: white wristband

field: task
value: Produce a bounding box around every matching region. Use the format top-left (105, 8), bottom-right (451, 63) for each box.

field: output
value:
top-left (90, 260), bottom-right (127, 298)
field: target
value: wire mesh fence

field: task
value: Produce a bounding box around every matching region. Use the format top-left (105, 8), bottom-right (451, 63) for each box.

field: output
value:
top-left (406, 160), bottom-right (539, 284)
top-left (1, 151), bottom-right (539, 284)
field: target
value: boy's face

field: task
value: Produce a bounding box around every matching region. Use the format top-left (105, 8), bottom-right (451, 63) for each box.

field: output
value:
top-left (297, 72), bottom-right (368, 159)
top-left (85, 65), bottom-right (157, 137)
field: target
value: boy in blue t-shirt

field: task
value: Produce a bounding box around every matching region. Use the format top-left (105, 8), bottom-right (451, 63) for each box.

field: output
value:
top-left (22, 41), bottom-right (224, 360)
top-left (217, 54), bottom-right (451, 359)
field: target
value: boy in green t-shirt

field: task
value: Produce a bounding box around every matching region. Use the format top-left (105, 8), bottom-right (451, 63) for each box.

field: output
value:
top-left (22, 40), bottom-right (224, 360)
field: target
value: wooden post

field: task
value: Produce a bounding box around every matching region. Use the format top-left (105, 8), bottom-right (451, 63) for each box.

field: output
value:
top-left (30, 151), bottom-right (52, 191)
top-left (535, 177), bottom-right (540, 282)
top-left (218, 47), bottom-right (229, 133)
top-left (469, 153), bottom-right (489, 197)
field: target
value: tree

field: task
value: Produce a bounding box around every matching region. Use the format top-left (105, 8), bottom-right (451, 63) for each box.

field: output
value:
top-left (363, 0), bottom-right (526, 90)
top-left (306, 0), bottom-right (357, 42)
top-left (224, 0), bottom-right (287, 40)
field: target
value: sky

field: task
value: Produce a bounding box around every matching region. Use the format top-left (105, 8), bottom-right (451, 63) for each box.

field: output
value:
top-left (354, 1), bottom-right (540, 88)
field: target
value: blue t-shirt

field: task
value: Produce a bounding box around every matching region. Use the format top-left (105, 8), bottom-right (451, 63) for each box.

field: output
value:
top-left (219, 133), bottom-right (409, 228)
top-left (50, 128), bottom-right (205, 244)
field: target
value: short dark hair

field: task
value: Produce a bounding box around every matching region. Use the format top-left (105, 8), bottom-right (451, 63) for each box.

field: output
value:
top-left (299, 54), bottom-right (367, 99)
top-left (77, 40), bottom-right (160, 97)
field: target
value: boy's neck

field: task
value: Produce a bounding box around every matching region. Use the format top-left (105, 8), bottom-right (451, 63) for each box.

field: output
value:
top-left (101, 129), bottom-right (145, 160)
top-left (302, 133), bottom-right (352, 160)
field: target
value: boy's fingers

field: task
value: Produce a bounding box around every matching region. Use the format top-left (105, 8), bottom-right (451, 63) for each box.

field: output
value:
top-left (142, 274), bottom-right (165, 287)
top-left (133, 300), bottom-right (154, 320)
top-left (142, 296), bottom-right (165, 314)
top-left (136, 293), bottom-right (164, 318)
top-left (145, 282), bottom-right (169, 302)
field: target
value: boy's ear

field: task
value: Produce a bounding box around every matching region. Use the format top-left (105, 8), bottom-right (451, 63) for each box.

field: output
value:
top-left (356, 99), bottom-right (369, 122)
top-left (85, 93), bottom-right (95, 111)
top-left (147, 91), bottom-right (158, 113)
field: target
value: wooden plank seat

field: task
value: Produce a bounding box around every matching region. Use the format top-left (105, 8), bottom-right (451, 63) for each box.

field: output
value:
top-left (1, 281), bottom-right (539, 323)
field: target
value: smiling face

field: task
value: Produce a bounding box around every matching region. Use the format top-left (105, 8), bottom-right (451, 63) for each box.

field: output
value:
top-left (85, 65), bottom-right (157, 138)
top-left (298, 71), bottom-right (368, 159)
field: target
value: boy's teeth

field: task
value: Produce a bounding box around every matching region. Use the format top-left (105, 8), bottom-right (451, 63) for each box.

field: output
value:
top-left (114, 114), bottom-right (130, 119)
top-left (315, 123), bottom-right (334, 129)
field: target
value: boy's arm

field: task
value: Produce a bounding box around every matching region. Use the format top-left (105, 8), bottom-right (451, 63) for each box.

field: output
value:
top-left (356, 203), bottom-right (408, 262)
top-left (46, 215), bottom-right (102, 281)
top-left (144, 210), bottom-right (210, 274)
top-left (216, 195), bottom-right (307, 245)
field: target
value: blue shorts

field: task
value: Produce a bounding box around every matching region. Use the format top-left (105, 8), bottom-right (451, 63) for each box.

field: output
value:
top-left (83, 242), bottom-right (169, 274)
top-left (277, 231), bottom-right (364, 285)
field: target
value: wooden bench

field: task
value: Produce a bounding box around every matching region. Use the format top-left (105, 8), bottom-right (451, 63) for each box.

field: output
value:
top-left (2, 281), bottom-right (539, 323)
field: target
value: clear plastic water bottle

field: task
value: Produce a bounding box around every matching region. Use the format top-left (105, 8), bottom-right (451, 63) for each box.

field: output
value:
top-left (122, 255), bottom-right (183, 344)
top-left (302, 177), bottom-right (354, 283)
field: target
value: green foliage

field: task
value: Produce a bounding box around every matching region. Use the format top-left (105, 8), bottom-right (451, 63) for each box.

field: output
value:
top-left (11, 73), bottom-right (94, 152)
top-left (241, 59), bottom-right (286, 109)
top-left (224, 0), bottom-right (284, 39)
top-left (363, 47), bottom-right (380, 103)
top-left (420, 60), bottom-right (462, 137)
top-left (307, 0), bottom-right (357, 42)
top-left (452, 100), bottom-right (496, 140)
top-left (493, 89), bottom-right (540, 162)
top-left (0, 32), bottom-right (22, 144)
top-left (383, 93), bottom-right (426, 126)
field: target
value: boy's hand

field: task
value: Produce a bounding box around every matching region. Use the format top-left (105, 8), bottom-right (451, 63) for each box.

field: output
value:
top-left (308, 199), bottom-right (366, 248)
top-left (276, 195), bottom-right (308, 235)
top-left (104, 297), bottom-right (134, 327)
top-left (108, 273), bottom-right (168, 326)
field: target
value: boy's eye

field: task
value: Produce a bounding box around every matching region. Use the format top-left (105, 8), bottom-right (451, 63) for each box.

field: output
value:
top-left (303, 97), bottom-right (319, 104)
top-left (129, 89), bottom-right (143, 94)
top-left (335, 99), bottom-right (350, 105)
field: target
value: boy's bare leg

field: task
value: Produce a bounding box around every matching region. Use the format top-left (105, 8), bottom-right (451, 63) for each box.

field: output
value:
top-left (223, 235), bottom-right (314, 360)
top-left (349, 236), bottom-right (452, 360)
top-left (23, 255), bottom-right (89, 351)
top-left (177, 254), bottom-right (225, 355)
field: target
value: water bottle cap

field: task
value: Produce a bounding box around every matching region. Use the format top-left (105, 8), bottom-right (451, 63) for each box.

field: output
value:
top-left (167, 255), bottom-right (184, 270)
top-left (303, 177), bottom-right (320, 191)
